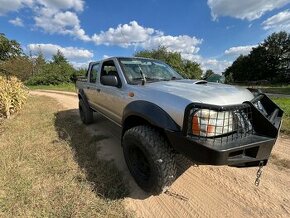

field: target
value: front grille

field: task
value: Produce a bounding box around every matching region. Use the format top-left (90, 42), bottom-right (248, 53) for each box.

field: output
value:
top-left (187, 103), bottom-right (254, 144)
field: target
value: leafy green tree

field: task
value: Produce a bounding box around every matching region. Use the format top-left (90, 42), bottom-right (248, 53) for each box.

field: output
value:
top-left (34, 50), bottom-right (47, 75)
top-left (203, 69), bottom-right (214, 80)
top-left (52, 50), bottom-right (68, 64)
top-left (135, 46), bottom-right (202, 79)
top-left (0, 33), bottom-right (23, 61)
top-left (223, 31), bottom-right (290, 83)
top-left (182, 60), bottom-right (203, 79)
top-left (1, 56), bottom-right (33, 81)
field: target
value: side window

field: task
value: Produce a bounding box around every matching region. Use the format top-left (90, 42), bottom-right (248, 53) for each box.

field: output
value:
top-left (101, 61), bottom-right (118, 77)
top-left (100, 60), bottom-right (121, 86)
top-left (89, 63), bottom-right (99, 83)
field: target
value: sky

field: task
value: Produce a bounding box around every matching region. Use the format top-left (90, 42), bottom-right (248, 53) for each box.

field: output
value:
top-left (0, 0), bottom-right (289, 73)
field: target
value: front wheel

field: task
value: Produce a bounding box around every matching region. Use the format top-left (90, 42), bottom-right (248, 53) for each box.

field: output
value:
top-left (122, 125), bottom-right (177, 194)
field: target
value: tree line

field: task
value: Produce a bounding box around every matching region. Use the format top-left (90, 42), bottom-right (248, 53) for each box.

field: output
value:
top-left (223, 31), bottom-right (290, 84)
top-left (2, 31), bottom-right (288, 86)
top-left (0, 33), bottom-right (84, 85)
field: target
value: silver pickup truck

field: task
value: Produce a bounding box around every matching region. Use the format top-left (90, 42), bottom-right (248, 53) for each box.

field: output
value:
top-left (76, 57), bottom-right (283, 194)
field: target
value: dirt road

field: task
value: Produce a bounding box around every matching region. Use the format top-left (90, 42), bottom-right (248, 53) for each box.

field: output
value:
top-left (31, 90), bottom-right (290, 218)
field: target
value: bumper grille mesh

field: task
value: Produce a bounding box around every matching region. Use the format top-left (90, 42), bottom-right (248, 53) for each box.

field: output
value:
top-left (188, 104), bottom-right (254, 144)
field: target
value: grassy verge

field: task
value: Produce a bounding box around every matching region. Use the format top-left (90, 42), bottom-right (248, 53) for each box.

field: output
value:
top-left (261, 85), bottom-right (290, 95)
top-left (27, 83), bottom-right (76, 92)
top-left (272, 97), bottom-right (290, 135)
top-left (0, 96), bottom-right (129, 217)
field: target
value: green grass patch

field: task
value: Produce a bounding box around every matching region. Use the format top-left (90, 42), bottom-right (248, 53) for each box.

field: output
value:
top-left (27, 83), bottom-right (76, 92)
top-left (0, 95), bottom-right (129, 217)
top-left (272, 97), bottom-right (290, 135)
top-left (261, 85), bottom-right (290, 95)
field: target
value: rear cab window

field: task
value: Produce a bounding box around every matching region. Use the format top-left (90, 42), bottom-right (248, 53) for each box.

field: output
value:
top-left (89, 63), bottom-right (100, 83)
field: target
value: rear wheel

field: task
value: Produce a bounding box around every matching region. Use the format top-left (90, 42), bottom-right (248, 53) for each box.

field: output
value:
top-left (122, 125), bottom-right (177, 194)
top-left (79, 98), bottom-right (94, 124)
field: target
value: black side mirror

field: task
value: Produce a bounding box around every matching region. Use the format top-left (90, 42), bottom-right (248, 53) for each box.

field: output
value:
top-left (101, 75), bottom-right (119, 87)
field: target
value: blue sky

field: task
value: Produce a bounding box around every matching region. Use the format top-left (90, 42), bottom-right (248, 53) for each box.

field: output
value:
top-left (0, 0), bottom-right (289, 73)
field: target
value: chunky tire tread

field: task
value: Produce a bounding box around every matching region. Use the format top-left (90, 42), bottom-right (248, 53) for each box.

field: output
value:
top-left (123, 125), bottom-right (177, 194)
top-left (79, 98), bottom-right (94, 124)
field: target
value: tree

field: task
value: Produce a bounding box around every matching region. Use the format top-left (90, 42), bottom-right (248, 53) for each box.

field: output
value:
top-left (34, 50), bottom-right (46, 75)
top-left (0, 33), bottom-right (23, 61)
top-left (52, 50), bottom-right (68, 64)
top-left (203, 69), bottom-right (214, 80)
top-left (135, 46), bottom-right (202, 79)
top-left (26, 49), bottom-right (80, 85)
top-left (223, 31), bottom-right (290, 83)
top-left (1, 56), bottom-right (33, 81)
top-left (182, 60), bottom-right (203, 79)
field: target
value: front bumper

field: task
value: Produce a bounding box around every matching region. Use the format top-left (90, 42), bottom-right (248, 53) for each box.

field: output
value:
top-left (166, 94), bottom-right (283, 167)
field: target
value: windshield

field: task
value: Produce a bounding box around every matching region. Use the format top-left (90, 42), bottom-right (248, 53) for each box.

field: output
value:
top-left (118, 58), bottom-right (184, 84)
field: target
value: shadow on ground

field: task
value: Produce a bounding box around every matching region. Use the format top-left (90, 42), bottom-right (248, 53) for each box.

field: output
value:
top-left (54, 109), bottom-right (195, 200)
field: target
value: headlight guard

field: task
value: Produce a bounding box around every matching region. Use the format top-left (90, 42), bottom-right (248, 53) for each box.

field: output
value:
top-left (187, 104), bottom-right (254, 140)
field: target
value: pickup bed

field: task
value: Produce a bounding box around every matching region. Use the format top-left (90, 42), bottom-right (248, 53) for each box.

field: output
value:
top-left (76, 57), bottom-right (283, 194)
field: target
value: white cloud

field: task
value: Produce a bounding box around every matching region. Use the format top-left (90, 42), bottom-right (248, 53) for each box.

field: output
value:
top-left (92, 21), bottom-right (155, 47)
top-left (262, 9), bottom-right (290, 31)
top-left (0, 0), bottom-right (88, 41)
top-left (9, 17), bottom-right (24, 26)
top-left (91, 21), bottom-right (202, 56)
top-left (27, 43), bottom-right (93, 62)
top-left (33, 5), bottom-right (90, 41)
top-left (0, 0), bottom-right (32, 15)
top-left (181, 54), bottom-right (232, 73)
top-left (37, 0), bottom-right (84, 12)
top-left (142, 34), bottom-right (202, 54)
top-left (102, 55), bottom-right (111, 59)
top-left (70, 60), bottom-right (92, 69)
top-left (224, 45), bottom-right (257, 57)
top-left (0, 0), bottom-right (83, 15)
top-left (207, 0), bottom-right (290, 21)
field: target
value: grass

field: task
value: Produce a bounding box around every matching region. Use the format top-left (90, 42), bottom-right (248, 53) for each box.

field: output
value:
top-left (272, 97), bottom-right (290, 135)
top-left (27, 83), bottom-right (76, 92)
top-left (261, 85), bottom-right (290, 95)
top-left (0, 95), bottom-right (129, 217)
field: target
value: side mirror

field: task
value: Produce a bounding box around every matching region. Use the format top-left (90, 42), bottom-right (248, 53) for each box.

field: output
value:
top-left (101, 75), bottom-right (119, 87)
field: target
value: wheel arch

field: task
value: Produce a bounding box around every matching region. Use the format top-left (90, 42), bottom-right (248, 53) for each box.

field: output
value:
top-left (122, 100), bottom-right (181, 137)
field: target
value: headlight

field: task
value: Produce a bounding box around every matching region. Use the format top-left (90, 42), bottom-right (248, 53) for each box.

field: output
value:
top-left (191, 109), bottom-right (234, 137)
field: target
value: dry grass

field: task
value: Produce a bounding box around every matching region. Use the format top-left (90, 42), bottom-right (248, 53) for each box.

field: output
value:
top-left (271, 97), bottom-right (290, 135)
top-left (0, 95), bottom-right (129, 217)
top-left (0, 76), bottom-right (28, 118)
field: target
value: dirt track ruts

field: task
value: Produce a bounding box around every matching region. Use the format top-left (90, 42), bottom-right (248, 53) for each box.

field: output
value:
top-left (31, 90), bottom-right (290, 218)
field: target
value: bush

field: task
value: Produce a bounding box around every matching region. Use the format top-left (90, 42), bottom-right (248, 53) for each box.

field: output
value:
top-left (26, 62), bottom-right (76, 85)
top-left (0, 76), bottom-right (28, 118)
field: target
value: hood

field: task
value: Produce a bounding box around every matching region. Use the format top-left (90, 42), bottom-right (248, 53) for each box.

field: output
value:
top-left (145, 79), bottom-right (254, 105)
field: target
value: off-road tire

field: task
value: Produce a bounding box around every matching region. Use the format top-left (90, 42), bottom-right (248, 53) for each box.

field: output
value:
top-left (79, 98), bottom-right (94, 124)
top-left (122, 125), bottom-right (177, 194)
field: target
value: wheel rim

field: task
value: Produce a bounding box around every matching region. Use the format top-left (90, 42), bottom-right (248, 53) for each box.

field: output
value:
top-left (128, 145), bottom-right (151, 181)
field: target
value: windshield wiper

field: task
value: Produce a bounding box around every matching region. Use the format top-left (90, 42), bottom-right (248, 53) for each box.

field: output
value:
top-left (138, 66), bottom-right (146, 85)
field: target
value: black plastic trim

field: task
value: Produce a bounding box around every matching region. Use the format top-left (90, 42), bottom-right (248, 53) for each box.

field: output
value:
top-left (122, 100), bottom-right (181, 132)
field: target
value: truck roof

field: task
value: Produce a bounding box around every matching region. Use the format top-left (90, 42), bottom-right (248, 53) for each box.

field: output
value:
top-left (89, 56), bottom-right (159, 64)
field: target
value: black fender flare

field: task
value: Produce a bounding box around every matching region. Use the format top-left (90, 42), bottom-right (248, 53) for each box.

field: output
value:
top-left (78, 89), bottom-right (90, 108)
top-left (122, 100), bottom-right (181, 133)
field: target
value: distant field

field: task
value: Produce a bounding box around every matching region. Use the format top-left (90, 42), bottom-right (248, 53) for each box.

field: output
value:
top-left (260, 85), bottom-right (290, 95)
top-left (0, 96), bottom-right (128, 217)
top-left (27, 83), bottom-right (76, 92)
top-left (272, 97), bottom-right (290, 135)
